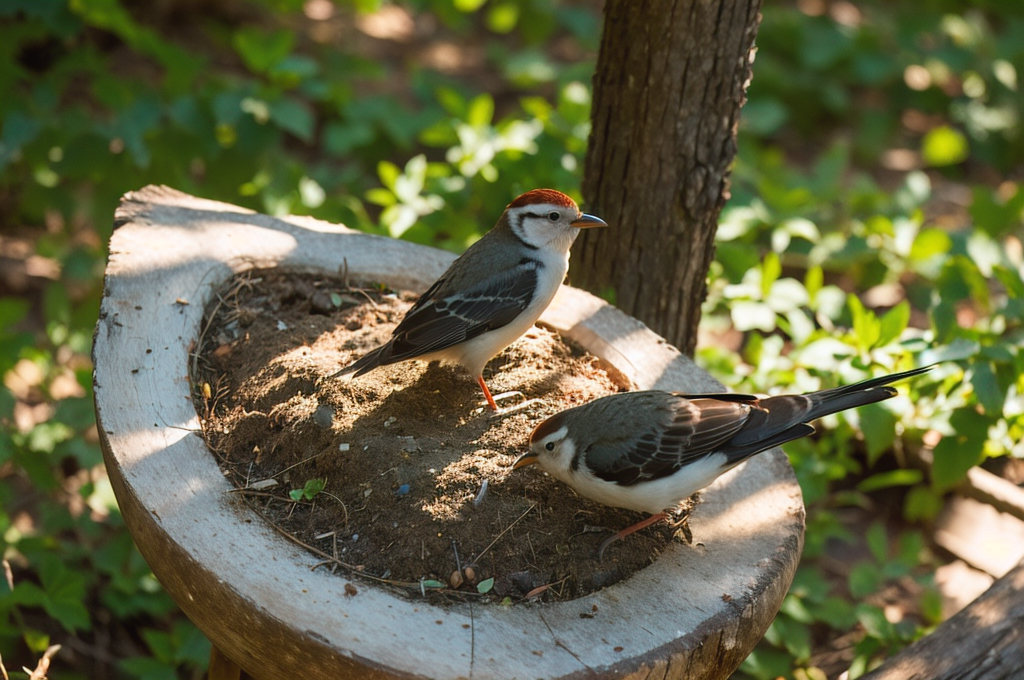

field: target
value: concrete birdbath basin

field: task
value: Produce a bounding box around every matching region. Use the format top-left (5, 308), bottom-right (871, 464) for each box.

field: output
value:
top-left (93, 185), bottom-right (804, 679)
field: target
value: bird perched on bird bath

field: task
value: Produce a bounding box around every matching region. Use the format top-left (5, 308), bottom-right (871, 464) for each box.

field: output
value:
top-left (332, 188), bottom-right (606, 410)
top-left (514, 366), bottom-right (931, 559)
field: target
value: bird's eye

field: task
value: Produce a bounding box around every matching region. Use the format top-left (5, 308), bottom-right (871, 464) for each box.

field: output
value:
top-left (547, 211), bottom-right (560, 222)
top-left (545, 442), bottom-right (555, 451)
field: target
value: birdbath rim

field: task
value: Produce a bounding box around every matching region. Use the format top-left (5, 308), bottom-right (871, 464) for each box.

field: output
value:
top-left (93, 185), bottom-right (804, 680)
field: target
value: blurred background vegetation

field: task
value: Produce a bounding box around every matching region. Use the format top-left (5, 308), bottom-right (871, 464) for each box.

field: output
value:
top-left (1, 0), bottom-right (1023, 678)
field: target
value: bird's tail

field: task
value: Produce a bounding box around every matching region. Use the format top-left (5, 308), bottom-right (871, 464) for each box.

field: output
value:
top-left (721, 365), bottom-right (932, 464)
top-left (327, 345), bottom-right (388, 380)
top-left (800, 365), bottom-right (933, 422)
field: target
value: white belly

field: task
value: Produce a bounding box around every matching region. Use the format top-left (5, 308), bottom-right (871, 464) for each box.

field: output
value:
top-left (559, 452), bottom-right (731, 515)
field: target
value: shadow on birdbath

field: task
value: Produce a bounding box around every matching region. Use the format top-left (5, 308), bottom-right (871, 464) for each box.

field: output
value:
top-left (94, 186), bottom-right (804, 680)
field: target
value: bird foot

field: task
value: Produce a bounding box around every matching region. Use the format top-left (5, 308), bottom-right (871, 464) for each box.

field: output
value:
top-left (597, 512), bottom-right (669, 562)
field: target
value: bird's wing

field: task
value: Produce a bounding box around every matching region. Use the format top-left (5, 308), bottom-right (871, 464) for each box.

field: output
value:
top-left (584, 397), bottom-right (753, 486)
top-left (379, 259), bottom-right (541, 363)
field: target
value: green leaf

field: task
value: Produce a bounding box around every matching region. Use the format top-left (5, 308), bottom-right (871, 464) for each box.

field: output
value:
top-left (741, 97), bottom-right (789, 136)
top-left (970, 361), bottom-right (1005, 416)
top-left (268, 97), bottom-right (314, 143)
top-left (993, 265), bottom-right (1024, 299)
top-left (918, 338), bottom-right (980, 365)
top-left (466, 94), bottom-right (494, 128)
top-left (303, 478), bottom-right (326, 498)
top-left (856, 603), bottom-right (895, 639)
top-left (233, 27), bottom-right (294, 73)
top-left (857, 468), bottom-right (923, 493)
top-left (848, 562), bottom-right (881, 598)
top-left (172, 620), bottom-right (212, 666)
top-left (378, 161), bottom-right (400, 191)
top-left (858, 403), bottom-right (897, 465)
top-left (771, 615), bottom-right (812, 661)
top-left (909, 228), bottom-right (952, 263)
top-left (847, 294), bottom-right (880, 351)
top-left (0, 110), bottom-right (42, 170)
top-left (921, 125), bottom-right (969, 167)
top-left (142, 628), bottom-right (175, 663)
top-left (865, 522), bottom-right (888, 564)
top-left (435, 87), bottom-right (466, 117)
top-left (119, 656), bottom-right (178, 680)
top-left (805, 266), bottom-right (823, 302)
top-left (876, 301), bottom-right (910, 347)
top-left (476, 577), bottom-right (494, 594)
top-left (903, 484), bottom-right (943, 521)
top-left (23, 629), bottom-right (51, 654)
top-left (971, 185), bottom-right (1024, 238)
top-left (365, 188), bottom-right (396, 207)
top-left (324, 121), bottom-right (374, 157)
top-left (761, 252), bottom-right (781, 298)
top-left (740, 646), bottom-right (794, 680)
top-left (932, 408), bottom-right (993, 491)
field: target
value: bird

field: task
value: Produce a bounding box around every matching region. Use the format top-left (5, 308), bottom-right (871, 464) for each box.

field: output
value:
top-left (513, 365), bottom-right (931, 558)
top-left (332, 189), bottom-right (607, 410)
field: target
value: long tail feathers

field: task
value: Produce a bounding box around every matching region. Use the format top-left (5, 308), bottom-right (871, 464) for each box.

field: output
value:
top-left (803, 365), bottom-right (933, 421)
top-left (722, 364), bottom-right (932, 464)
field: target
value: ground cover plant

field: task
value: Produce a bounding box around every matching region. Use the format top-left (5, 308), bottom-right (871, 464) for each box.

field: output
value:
top-left (1, 0), bottom-right (1023, 677)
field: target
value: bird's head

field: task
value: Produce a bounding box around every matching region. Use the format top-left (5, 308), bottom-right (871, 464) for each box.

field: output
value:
top-left (513, 409), bottom-right (576, 474)
top-left (503, 189), bottom-right (606, 252)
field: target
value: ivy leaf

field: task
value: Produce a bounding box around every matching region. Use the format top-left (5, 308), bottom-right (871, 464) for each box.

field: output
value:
top-left (476, 577), bottom-right (494, 594)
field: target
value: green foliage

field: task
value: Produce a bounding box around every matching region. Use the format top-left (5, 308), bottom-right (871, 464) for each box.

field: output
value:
top-left (289, 477), bottom-right (327, 502)
top-left (709, 5), bottom-right (1024, 677)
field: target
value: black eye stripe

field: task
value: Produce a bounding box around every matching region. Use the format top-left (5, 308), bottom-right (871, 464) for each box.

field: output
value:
top-left (523, 211), bottom-right (560, 221)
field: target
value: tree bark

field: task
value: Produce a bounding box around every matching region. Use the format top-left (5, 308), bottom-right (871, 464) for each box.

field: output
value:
top-left (572, 0), bottom-right (762, 357)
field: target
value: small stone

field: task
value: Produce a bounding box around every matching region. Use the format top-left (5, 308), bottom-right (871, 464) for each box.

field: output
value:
top-left (313, 405), bottom-right (334, 429)
top-left (396, 484), bottom-right (410, 496)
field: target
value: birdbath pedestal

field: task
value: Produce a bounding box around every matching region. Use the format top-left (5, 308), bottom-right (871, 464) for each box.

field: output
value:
top-left (93, 186), bottom-right (805, 680)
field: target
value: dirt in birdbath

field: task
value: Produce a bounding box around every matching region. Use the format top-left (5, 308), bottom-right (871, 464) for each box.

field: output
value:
top-left (192, 269), bottom-right (688, 603)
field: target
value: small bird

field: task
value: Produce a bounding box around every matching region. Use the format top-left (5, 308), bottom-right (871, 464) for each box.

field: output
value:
top-left (333, 189), bottom-right (606, 410)
top-left (513, 366), bottom-right (931, 558)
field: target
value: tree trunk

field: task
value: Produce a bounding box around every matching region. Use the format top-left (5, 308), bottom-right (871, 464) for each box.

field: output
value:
top-left (572, 0), bottom-right (762, 357)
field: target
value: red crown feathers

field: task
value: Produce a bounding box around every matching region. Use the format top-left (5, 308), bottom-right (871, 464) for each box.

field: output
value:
top-left (507, 189), bottom-right (578, 210)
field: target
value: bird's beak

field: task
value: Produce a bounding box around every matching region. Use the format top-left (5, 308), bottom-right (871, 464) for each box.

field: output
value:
top-left (512, 452), bottom-right (539, 469)
top-left (571, 213), bottom-right (607, 229)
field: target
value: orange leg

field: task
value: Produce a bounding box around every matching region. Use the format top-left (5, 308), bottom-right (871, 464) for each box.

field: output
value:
top-left (477, 375), bottom-right (498, 411)
top-left (598, 512), bottom-right (668, 561)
